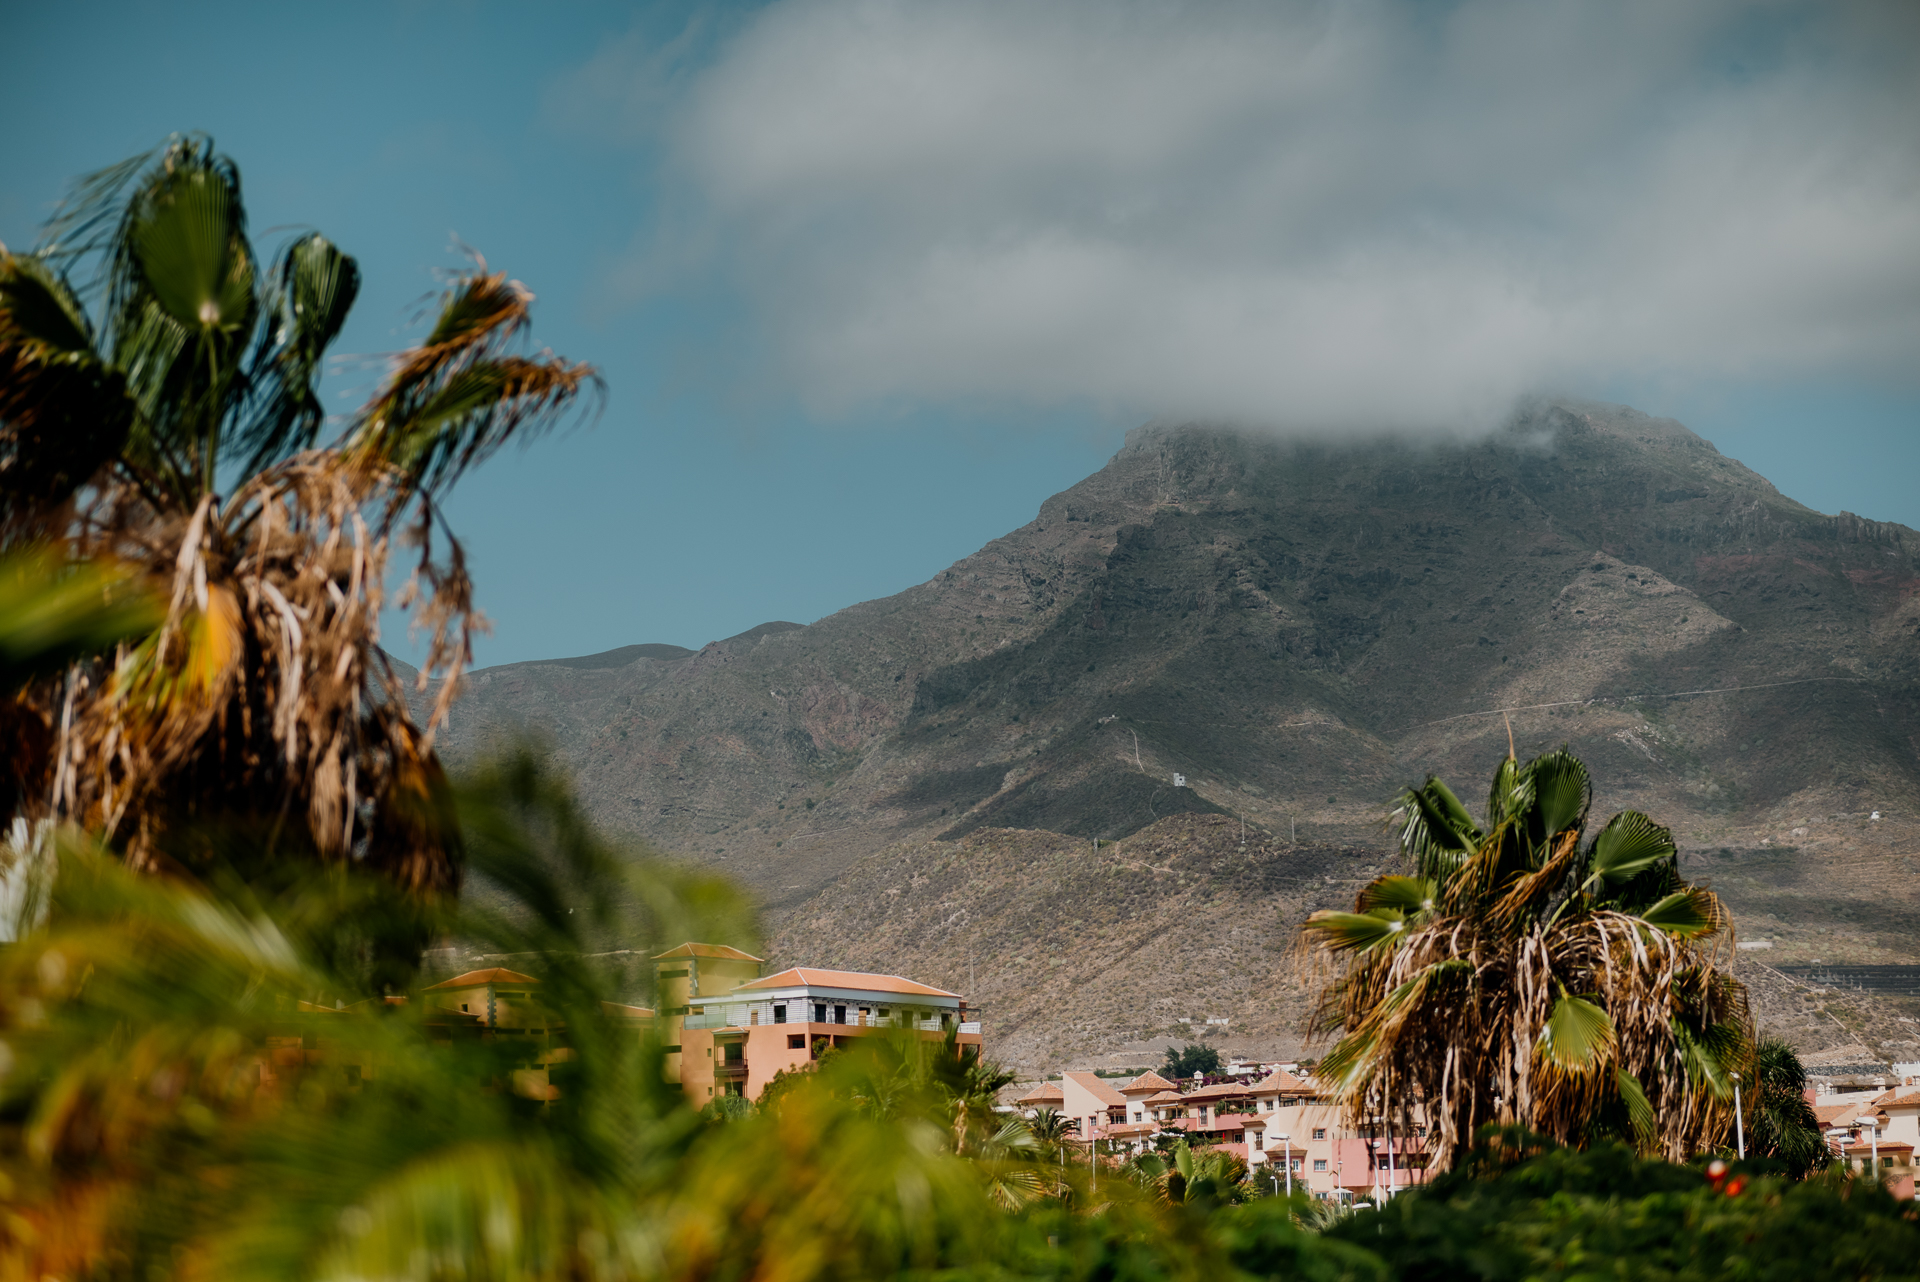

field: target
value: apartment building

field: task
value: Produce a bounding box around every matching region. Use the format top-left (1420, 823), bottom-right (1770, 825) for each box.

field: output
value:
top-left (673, 965), bottom-right (982, 1104)
top-left (1015, 1067), bottom-right (1429, 1201)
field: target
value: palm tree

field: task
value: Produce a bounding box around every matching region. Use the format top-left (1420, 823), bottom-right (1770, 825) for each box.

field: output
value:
top-left (1743, 1036), bottom-right (1830, 1178)
top-left (1301, 748), bottom-right (1750, 1167)
top-left (0, 136), bottom-right (596, 894)
top-left (1131, 1139), bottom-right (1250, 1205)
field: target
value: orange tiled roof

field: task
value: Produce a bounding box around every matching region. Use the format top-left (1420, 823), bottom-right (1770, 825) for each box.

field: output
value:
top-left (1144, 1090), bottom-right (1188, 1105)
top-left (733, 967), bottom-right (960, 998)
top-left (1100, 1122), bottom-right (1160, 1138)
top-left (1186, 1082), bottom-right (1256, 1101)
top-left (1872, 1090), bottom-right (1920, 1109)
top-left (651, 942), bottom-right (764, 962)
top-left (1062, 1071), bottom-right (1130, 1108)
top-left (1251, 1070), bottom-right (1313, 1094)
top-left (1120, 1071), bottom-right (1178, 1094)
top-left (1016, 1082), bottom-right (1065, 1105)
top-left (424, 968), bottom-right (539, 990)
top-left (1814, 1103), bottom-right (1870, 1126)
top-left (601, 1002), bottom-right (655, 1019)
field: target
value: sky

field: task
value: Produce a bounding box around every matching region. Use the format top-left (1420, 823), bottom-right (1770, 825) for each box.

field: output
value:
top-left (6, 0), bottom-right (1917, 667)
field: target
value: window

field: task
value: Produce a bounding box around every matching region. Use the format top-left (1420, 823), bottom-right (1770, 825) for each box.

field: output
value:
top-left (834, 1004), bottom-right (847, 1025)
top-left (773, 1005), bottom-right (787, 1024)
top-left (788, 1034), bottom-right (806, 1049)
top-left (460, 1004), bottom-right (469, 1013)
top-left (1312, 1128), bottom-right (1327, 1141)
top-left (813, 1002), bottom-right (827, 1023)
top-left (1313, 1159), bottom-right (1328, 1172)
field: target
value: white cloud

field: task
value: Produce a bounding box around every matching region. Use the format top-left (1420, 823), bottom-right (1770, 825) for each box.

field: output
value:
top-left (576, 0), bottom-right (1920, 432)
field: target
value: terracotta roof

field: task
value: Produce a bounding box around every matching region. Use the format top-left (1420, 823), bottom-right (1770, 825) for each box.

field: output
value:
top-left (1120, 1071), bottom-right (1178, 1094)
top-left (1814, 1103), bottom-right (1869, 1126)
top-left (601, 1002), bottom-right (655, 1019)
top-left (1100, 1122), bottom-right (1160, 1138)
top-left (1872, 1090), bottom-right (1920, 1109)
top-left (1016, 1082), bottom-right (1065, 1106)
top-left (1186, 1082), bottom-right (1256, 1101)
top-left (651, 942), bottom-right (764, 962)
top-left (424, 968), bottom-right (539, 990)
top-left (1841, 1141), bottom-right (1913, 1155)
top-left (732, 967), bottom-right (960, 998)
top-left (1145, 1090), bottom-right (1188, 1105)
top-left (1250, 1070), bottom-right (1313, 1094)
top-left (1062, 1071), bottom-right (1130, 1108)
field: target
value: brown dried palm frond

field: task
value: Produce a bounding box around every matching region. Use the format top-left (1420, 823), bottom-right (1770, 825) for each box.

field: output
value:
top-left (1301, 749), bottom-right (1750, 1169)
top-left (2, 139), bottom-right (599, 895)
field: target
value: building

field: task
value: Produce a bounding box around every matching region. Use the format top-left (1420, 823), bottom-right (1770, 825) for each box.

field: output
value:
top-left (652, 943), bottom-right (766, 1084)
top-left (673, 966), bottom-right (980, 1104)
top-left (422, 968), bottom-right (549, 1030)
top-left (1014, 1080), bottom-right (1065, 1111)
top-left (1020, 1064), bottom-right (1430, 1202)
top-left (1058, 1071), bottom-right (1130, 1139)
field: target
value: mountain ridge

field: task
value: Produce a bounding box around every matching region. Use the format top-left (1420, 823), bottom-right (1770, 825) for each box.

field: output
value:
top-left (418, 400), bottom-right (1920, 1026)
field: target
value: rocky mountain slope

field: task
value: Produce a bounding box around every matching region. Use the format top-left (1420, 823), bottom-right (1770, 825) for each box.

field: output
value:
top-left (422, 399), bottom-right (1920, 1051)
top-left (761, 813), bottom-right (1919, 1076)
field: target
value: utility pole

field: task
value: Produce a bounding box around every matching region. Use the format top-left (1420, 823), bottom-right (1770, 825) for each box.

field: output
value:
top-left (1731, 1071), bottom-right (1745, 1160)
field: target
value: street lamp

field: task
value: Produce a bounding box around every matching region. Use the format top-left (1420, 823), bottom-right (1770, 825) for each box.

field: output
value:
top-left (1730, 1071), bottom-right (1745, 1160)
top-left (1277, 1132), bottom-right (1292, 1197)
top-left (1856, 1115), bottom-right (1879, 1186)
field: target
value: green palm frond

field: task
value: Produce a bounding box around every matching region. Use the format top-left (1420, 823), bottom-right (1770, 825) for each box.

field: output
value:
top-left (233, 234), bottom-right (360, 474)
top-left (1637, 888), bottom-right (1718, 937)
top-left (349, 268), bottom-right (601, 497)
top-left (1356, 875), bottom-right (1437, 917)
top-left (0, 546), bottom-right (159, 687)
top-left (1301, 908), bottom-right (1410, 953)
top-left (1613, 1067), bottom-right (1658, 1151)
top-left (1393, 777), bottom-right (1479, 878)
top-left (1524, 749), bottom-right (1590, 849)
top-left (1538, 989), bottom-right (1614, 1072)
top-left (0, 254), bottom-right (132, 529)
top-left (1583, 811), bottom-right (1677, 897)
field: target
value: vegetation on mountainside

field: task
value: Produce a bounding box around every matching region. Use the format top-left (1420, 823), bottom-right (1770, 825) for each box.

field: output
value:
top-left (1303, 749), bottom-right (1751, 1168)
top-left (0, 136), bottom-right (597, 894)
top-left (1164, 1042), bottom-right (1225, 1079)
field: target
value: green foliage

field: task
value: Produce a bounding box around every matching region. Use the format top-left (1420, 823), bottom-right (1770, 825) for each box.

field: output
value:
top-left (1162, 1042), bottom-right (1223, 1079)
top-left (1324, 1133), bottom-right (1920, 1281)
top-left (1743, 1036), bottom-right (1831, 1179)
top-left (1304, 749), bottom-right (1749, 1167)
top-left (0, 756), bottom-right (1386, 1280)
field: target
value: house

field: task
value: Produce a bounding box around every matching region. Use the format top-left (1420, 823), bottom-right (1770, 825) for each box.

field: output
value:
top-left (422, 968), bottom-right (548, 1030)
top-left (1059, 1071), bottom-right (1131, 1139)
top-left (1117, 1071), bottom-right (1178, 1122)
top-left (1014, 1080), bottom-right (1065, 1112)
top-left (653, 943), bottom-right (766, 1084)
top-left (673, 966), bottom-right (979, 1104)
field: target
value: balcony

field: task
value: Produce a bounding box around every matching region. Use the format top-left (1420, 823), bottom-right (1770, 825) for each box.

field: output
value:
top-left (679, 1001), bottom-right (979, 1034)
top-left (715, 1060), bottom-right (749, 1081)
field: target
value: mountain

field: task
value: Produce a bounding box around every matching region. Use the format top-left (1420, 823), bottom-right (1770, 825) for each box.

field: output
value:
top-left (422, 399), bottom-right (1920, 1064)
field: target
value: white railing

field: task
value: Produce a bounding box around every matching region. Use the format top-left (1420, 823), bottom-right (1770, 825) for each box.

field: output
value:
top-left (677, 1002), bottom-right (967, 1034)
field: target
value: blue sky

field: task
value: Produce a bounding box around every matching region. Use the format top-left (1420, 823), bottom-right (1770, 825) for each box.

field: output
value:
top-left (7, 1), bottom-right (1916, 667)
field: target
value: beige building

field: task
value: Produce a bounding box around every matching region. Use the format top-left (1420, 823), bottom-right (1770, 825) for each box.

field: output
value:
top-left (422, 968), bottom-right (550, 1030)
top-left (674, 966), bottom-right (981, 1105)
top-left (653, 943), bottom-right (766, 1083)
